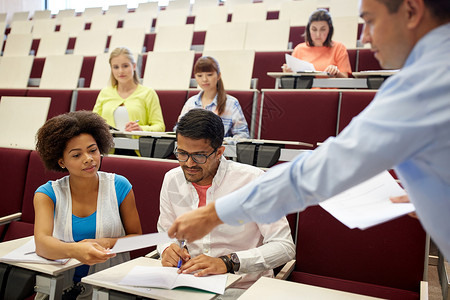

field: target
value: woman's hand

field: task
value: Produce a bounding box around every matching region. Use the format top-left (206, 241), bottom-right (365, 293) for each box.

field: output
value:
top-left (124, 121), bottom-right (142, 132)
top-left (281, 64), bottom-right (293, 73)
top-left (73, 241), bottom-right (116, 265)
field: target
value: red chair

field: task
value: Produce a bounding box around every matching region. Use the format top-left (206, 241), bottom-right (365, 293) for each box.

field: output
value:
top-left (338, 91), bottom-right (376, 133)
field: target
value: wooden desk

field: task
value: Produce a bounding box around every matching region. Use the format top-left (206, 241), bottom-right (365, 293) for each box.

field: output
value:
top-left (82, 257), bottom-right (242, 300)
top-left (238, 277), bottom-right (382, 299)
top-left (352, 70), bottom-right (398, 89)
top-left (267, 72), bottom-right (369, 89)
top-left (0, 236), bottom-right (82, 300)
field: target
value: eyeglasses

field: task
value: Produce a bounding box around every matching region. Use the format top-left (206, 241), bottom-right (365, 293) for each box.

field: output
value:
top-left (173, 148), bottom-right (217, 164)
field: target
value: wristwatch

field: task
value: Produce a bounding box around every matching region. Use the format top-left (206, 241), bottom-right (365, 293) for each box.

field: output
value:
top-left (219, 255), bottom-right (233, 273)
top-left (230, 253), bottom-right (240, 273)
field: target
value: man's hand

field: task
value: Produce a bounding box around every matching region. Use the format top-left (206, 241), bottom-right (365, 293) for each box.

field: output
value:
top-left (168, 202), bottom-right (223, 243)
top-left (390, 195), bottom-right (418, 219)
top-left (179, 254), bottom-right (227, 277)
top-left (161, 243), bottom-right (190, 267)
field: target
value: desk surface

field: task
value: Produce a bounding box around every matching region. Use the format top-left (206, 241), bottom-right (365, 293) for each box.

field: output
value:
top-left (82, 257), bottom-right (242, 300)
top-left (267, 71), bottom-right (329, 78)
top-left (0, 236), bottom-right (81, 276)
top-left (238, 277), bottom-right (382, 299)
top-left (352, 70), bottom-right (398, 78)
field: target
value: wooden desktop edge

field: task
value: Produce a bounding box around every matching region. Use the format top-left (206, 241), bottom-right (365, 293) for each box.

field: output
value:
top-left (267, 72), bottom-right (329, 78)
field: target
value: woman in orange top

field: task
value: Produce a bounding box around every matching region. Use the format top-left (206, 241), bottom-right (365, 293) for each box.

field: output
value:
top-left (283, 9), bottom-right (352, 78)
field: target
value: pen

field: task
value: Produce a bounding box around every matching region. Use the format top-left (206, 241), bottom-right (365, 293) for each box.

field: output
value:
top-left (24, 251), bottom-right (35, 255)
top-left (177, 240), bottom-right (185, 268)
top-left (135, 120), bottom-right (139, 123)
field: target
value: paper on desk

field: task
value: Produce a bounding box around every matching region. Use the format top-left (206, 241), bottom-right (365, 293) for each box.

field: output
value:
top-left (0, 237), bottom-right (69, 265)
top-left (110, 232), bottom-right (175, 254)
top-left (285, 54), bottom-right (316, 72)
top-left (119, 266), bottom-right (228, 294)
top-left (319, 171), bottom-right (415, 230)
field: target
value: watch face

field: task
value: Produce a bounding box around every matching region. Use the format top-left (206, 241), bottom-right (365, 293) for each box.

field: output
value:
top-left (230, 253), bottom-right (240, 264)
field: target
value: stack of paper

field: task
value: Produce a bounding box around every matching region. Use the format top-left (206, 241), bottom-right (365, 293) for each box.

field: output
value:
top-left (319, 171), bottom-right (415, 229)
top-left (119, 266), bottom-right (228, 294)
top-left (285, 54), bottom-right (316, 72)
top-left (110, 232), bottom-right (175, 254)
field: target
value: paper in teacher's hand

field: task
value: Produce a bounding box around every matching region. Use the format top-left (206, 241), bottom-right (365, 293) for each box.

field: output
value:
top-left (319, 171), bottom-right (415, 230)
top-left (110, 232), bottom-right (175, 254)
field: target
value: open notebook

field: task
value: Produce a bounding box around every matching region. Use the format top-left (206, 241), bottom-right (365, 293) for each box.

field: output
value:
top-left (119, 266), bottom-right (228, 294)
top-left (285, 54), bottom-right (316, 72)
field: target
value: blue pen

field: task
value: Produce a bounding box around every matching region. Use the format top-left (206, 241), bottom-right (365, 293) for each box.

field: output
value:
top-left (177, 240), bottom-right (185, 268)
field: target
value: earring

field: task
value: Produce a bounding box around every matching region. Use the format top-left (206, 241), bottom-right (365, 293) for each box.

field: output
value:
top-left (61, 165), bottom-right (65, 169)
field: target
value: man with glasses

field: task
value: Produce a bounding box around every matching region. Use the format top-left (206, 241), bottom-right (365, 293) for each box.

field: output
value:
top-left (156, 109), bottom-right (295, 293)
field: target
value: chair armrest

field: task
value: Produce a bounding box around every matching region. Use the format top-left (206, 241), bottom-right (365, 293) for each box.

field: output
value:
top-left (145, 249), bottom-right (160, 259)
top-left (275, 259), bottom-right (296, 280)
top-left (0, 212), bottom-right (22, 226)
top-left (419, 281), bottom-right (428, 300)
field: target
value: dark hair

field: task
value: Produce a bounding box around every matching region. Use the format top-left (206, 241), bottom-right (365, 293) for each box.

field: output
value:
top-left (194, 56), bottom-right (227, 116)
top-left (176, 109), bottom-right (224, 149)
top-left (36, 111), bottom-right (114, 172)
top-left (305, 9), bottom-right (334, 47)
top-left (376, 0), bottom-right (450, 21)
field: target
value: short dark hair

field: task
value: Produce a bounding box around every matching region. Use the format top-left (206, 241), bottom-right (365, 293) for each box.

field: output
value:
top-left (376, 0), bottom-right (450, 21)
top-left (36, 111), bottom-right (114, 172)
top-left (305, 9), bottom-right (334, 47)
top-left (176, 109), bottom-right (224, 149)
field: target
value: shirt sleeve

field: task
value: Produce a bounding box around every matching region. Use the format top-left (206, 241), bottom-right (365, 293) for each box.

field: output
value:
top-left (114, 174), bottom-right (132, 206)
top-left (35, 181), bottom-right (56, 205)
top-left (156, 174), bottom-right (179, 255)
top-left (334, 43), bottom-right (352, 75)
top-left (229, 97), bottom-right (250, 139)
top-left (236, 217), bottom-right (295, 273)
top-left (142, 88), bottom-right (165, 132)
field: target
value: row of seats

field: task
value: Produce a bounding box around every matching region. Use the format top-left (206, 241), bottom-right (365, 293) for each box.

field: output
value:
top-left (0, 49), bottom-right (381, 92)
top-left (0, 146), bottom-right (427, 299)
top-left (0, 88), bottom-right (376, 146)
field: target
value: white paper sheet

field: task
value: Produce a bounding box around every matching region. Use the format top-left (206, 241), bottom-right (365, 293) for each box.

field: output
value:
top-left (285, 54), bottom-right (316, 72)
top-left (0, 237), bottom-right (69, 264)
top-left (319, 171), bottom-right (415, 229)
top-left (119, 266), bottom-right (228, 294)
top-left (110, 232), bottom-right (175, 254)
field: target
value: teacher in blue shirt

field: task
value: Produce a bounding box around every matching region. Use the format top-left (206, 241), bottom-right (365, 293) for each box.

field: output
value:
top-left (168, 0), bottom-right (450, 260)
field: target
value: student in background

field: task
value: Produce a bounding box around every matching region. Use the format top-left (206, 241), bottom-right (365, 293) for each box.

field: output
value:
top-left (158, 109), bottom-right (294, 297)
top-left (93, 47), bottom-right (165, 155)
top-left (283, 9), bottom-right (352, 78)
top-left (34, 111), bottom-right (142, 299)
top-left (175, 56), bottom-right (250, 140)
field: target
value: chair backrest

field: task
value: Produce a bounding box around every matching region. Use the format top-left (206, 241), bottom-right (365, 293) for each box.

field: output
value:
top-left (357, 48), bottom-right (382, 71)
top-left (11, 11), bottom-right (30, 23)
top-left (279, 0), bottom-right (319, 26)
top-left (338, 91), bottom-right (376, 133)
top-left (108, 27), bottom-right (146, 54)
top-left (136, 2), bottom-right (160, 15)
top-left (327, 0), bottom-right (359, 17)
top-left (153, 24), bottom-right (194, 52)
top-left (27, 89), bottom-right (74, 120)
top-left (155, 9), bottom-right (187, 32)
top-left (31, 19), bottom-right (56, 38)
top-left (32, 10), bottom-right (52, 20)
top-left (165, 0), bottom-right (191, 13)
top-left (0, 147), bottom-right (31, 218)
top-left (252, 51), bottom-right (290, 90)
top-left (231, 3), bottom-right (267, 23)
top-left (89, 53), bottom-right (111, 89)
top-left (106, 4), bottom-right (129, 19)
top-left (294, 205), bottom-right (426, 293)
top-left (55, 9), bottom-right (76, 24)
top-left (73, 30), bottom-right (108, 56)
top-left (36, 32), bottom-right (69, 57)
top-left (203, 22), bottom-right (247, 51)
top-left (40, 55), bottom-right (83, 89)
top-left (157, 90), bottom-right (188, 131)
top-left (244, 19), bottom-right (290, 51)
top-left (9, 20), bottom-right (33, 34)
top-left (75, 89), bottom-right (101, 111)
top-left (59, 16), bottom-right (86, 37)
top-left (82, 7), bottom-right (103, 22)
top-left (143, 50), bottom-right (195, 90)
top-left (0, 97), bottom-right (50, 150)
top-left (122, 11), bottom-right (154, 34)
top-left (202, 49), bottom-right (255, 90)
top-left (332, 16), bottom-right (359, 49)
top-left (192, 6), bottom-right (227, 31)
top-left (0, 56), bottom-right (34, 89)
top-left (258, 90), bottom-right (340, 146)
top-left (90, 13), bottom-right (119, 35)
top-left (3, 33), bottom-right (33, 56)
